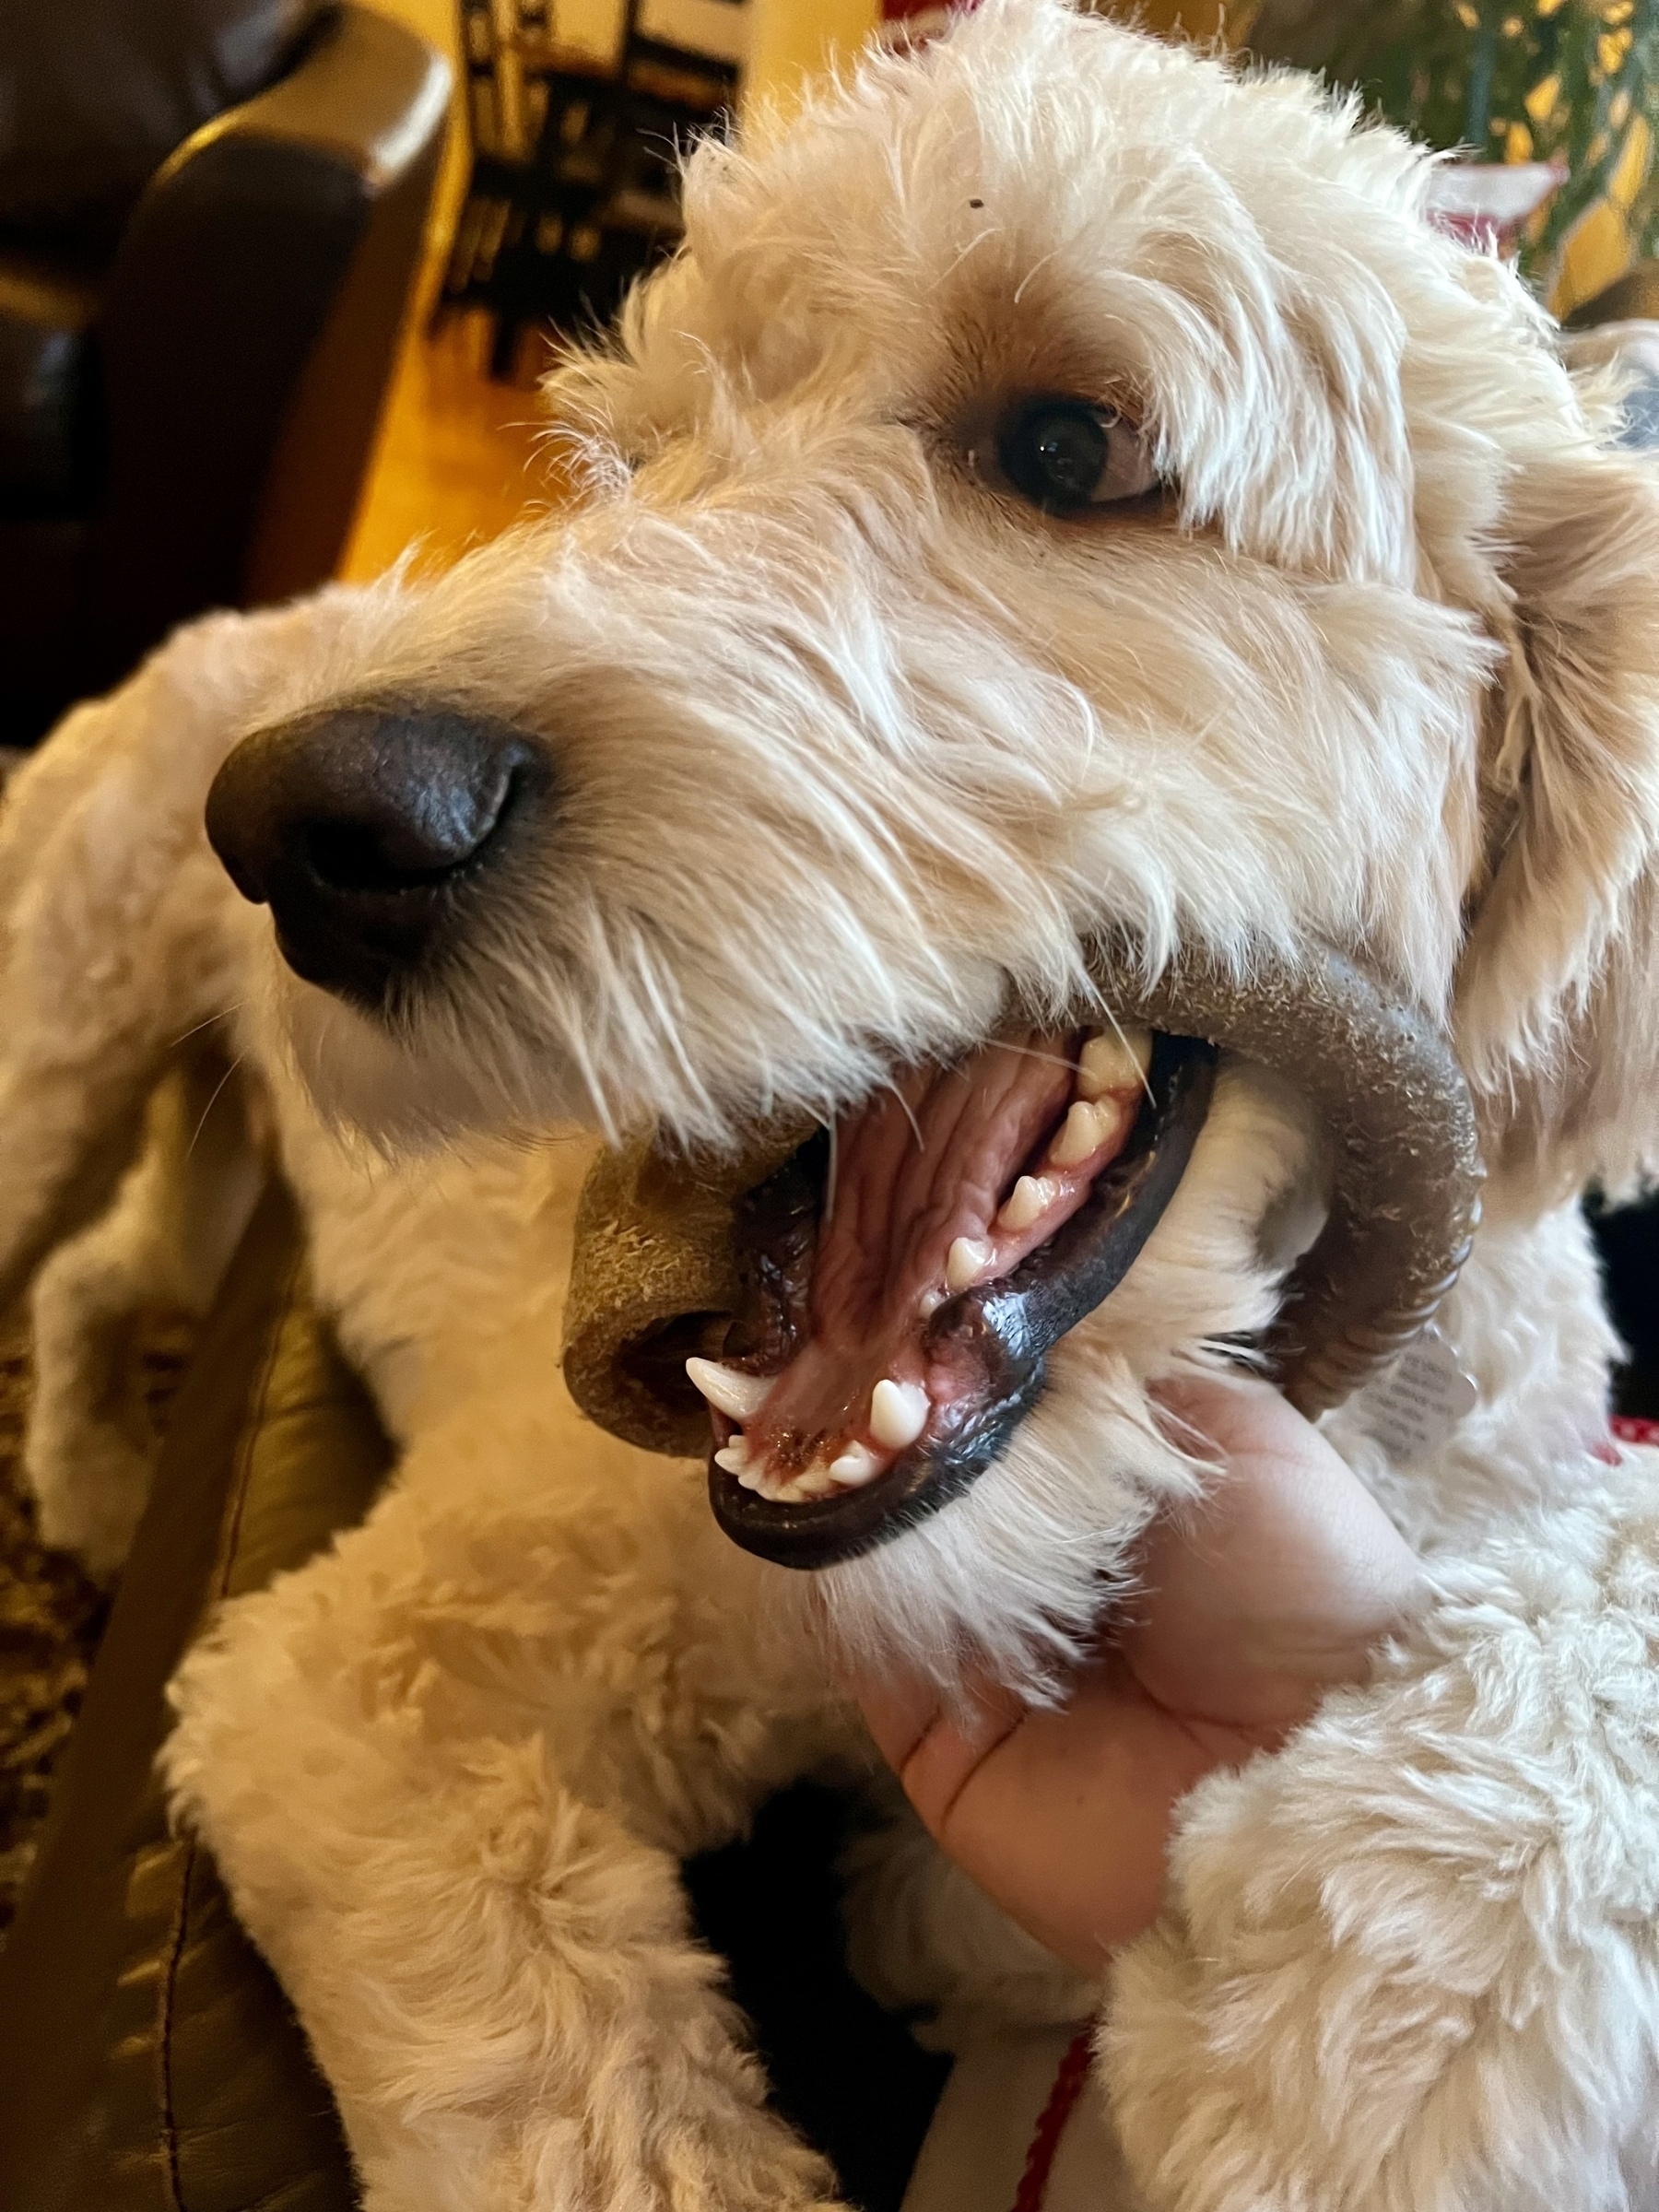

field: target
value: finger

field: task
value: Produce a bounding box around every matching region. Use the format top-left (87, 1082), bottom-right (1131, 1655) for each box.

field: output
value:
top-left (924, 1658), bottom-right (1258, 1969)
top-left (1150, 1368), bottom-right (1349, 1477)
top-left (1134, 1371), bottom-right (1420, 1727)
top-left (849, 1663), bottom-right (1025, 1830)
top-left (845, 1662), bottom-right (941, 1775)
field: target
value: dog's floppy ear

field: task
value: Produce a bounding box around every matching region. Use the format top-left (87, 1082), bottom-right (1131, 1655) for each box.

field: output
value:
top-left (1453, 423), bottom-right (1659, 1202)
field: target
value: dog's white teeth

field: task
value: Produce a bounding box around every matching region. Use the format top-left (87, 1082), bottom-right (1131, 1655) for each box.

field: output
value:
top-left (1077, 1027), bottom-right (1152, 1101)
top-left (779, 1462), bottom-right (838, 1502)
top-left (946, 1235), bottom-right (993, 1294)
top-left (686, 1358), bottom-right (771, 1422)
top-left (1048, 1099), bottom-right (1112, 1168)
top-left (719, 1420), bottom-right (888, 1500)
top-left (828, 1443), bottom-right (883, 1488)
top-left (869, 1378), bottom-right (929, 1452)
top-left (997, 1174), bottom-right (1053, 1233)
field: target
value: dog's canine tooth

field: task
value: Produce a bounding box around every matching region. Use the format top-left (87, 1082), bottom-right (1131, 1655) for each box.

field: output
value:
top-left (687, 1358), bottom-right (771, 1421)
top-left (828, 1443), bottom-right (883, 1487)
top-left (997, 1174), bottom-right (1053, 1233)
top-left (869, 1378), bottom-right (929, 1451)
top-left (947, 1235), bottom-right (993, 1293)
top-left (1077, 1027), bottom-right (1153, 1100)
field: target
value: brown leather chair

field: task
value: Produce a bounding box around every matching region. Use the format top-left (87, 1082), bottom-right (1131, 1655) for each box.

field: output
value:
top-left (0, 1187), bottom-right (380, 2210)
top-left (0, 1), bottom-right (452, 748)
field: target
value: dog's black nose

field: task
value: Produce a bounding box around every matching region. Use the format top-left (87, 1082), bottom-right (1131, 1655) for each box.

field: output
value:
top-left (206, 702), bottom-right (546, 1006)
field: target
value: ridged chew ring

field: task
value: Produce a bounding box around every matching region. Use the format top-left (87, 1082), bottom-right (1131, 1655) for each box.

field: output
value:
top-left (1099, 941), bottom-right (1484, 1415)
top-left (561, 943), bottom-right (1484, 1558)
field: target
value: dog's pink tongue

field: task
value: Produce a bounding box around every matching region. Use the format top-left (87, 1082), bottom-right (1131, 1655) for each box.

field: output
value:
top-left (745, 1034), bottom-right (1078, 1471)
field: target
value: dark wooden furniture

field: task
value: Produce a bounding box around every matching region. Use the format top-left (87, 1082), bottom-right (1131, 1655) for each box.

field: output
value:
top-left (443, 0), bottom-right (743, 376)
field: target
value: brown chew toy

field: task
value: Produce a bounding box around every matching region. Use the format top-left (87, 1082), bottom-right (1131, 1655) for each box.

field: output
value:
top-left (562, 941), bottom-right (1484, 1465)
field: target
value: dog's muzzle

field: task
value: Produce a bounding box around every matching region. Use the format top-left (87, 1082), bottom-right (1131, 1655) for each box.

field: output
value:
top-left (562, 945), bottom-right (1484, 1570)
top-left (206, 702), bottom-right (552, 1007)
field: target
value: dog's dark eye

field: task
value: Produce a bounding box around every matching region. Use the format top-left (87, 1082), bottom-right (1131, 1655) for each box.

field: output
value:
top-left (995, 399), bottom-right (1157, 513)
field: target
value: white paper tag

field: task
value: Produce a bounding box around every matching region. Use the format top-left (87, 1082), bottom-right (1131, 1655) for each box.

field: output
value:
top-left (1362, 1324), bottom-right (1478, 1465)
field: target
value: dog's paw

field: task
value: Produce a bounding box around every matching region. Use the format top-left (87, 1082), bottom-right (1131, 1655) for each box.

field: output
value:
top-left (1103, 1477), bottom-right (1659, 2212)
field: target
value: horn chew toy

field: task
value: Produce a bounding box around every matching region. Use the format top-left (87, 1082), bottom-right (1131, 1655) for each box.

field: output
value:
top-left (1112, 944), bottom-right (1484, 1414)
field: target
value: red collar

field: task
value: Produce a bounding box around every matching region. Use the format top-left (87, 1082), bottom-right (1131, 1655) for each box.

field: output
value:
top-left (1598, 1415), bottom-right (1659, 1463)
top-left (1013, 2030), bottom-right (1094, 2212)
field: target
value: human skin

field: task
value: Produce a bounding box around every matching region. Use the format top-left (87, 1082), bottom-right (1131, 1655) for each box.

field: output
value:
top-left (852, 1371), bottom-right (1421, 1972)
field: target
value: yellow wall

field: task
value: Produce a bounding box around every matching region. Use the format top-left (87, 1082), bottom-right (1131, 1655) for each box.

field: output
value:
top-left (737, 0), bottom-right (1236, 121)
top-left (1129, 0), bottom-right (1232, 40)
top-left (367, 0), bottom-right (1229, 143)
top-left (1082, 0), bottom-right (1244, 41)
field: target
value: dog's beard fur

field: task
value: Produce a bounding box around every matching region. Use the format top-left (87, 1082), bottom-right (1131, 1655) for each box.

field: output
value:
top-left (194, 0), bottom-right (1659, 1692)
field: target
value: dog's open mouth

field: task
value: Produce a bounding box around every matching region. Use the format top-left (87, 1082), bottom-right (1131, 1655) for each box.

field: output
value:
top-left (563, 942), bottom-right (1486, 1575)
top-left (700, 1028), bottom-right (1216, 1566)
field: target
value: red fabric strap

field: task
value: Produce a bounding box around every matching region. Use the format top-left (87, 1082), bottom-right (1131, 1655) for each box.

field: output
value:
top-left (1011, 2028), bottom-right (1095, 2212)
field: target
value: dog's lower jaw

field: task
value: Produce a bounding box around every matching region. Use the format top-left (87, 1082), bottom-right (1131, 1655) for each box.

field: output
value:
top-left (803, 1060), bottom-right (1325, 1702)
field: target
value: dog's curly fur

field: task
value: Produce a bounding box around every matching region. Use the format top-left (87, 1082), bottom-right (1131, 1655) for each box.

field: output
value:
top-left (3, 5), bottom-right (1659, 2205)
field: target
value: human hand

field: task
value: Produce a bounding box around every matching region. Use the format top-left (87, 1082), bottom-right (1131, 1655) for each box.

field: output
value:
top-left (850, 1371), bottom-right (1419, 1973)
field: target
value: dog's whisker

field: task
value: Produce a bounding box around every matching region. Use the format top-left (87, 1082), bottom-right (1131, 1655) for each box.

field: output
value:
top-left (929, 222), bottom-right (999, 290)
top-left (996, 1040), bottom-right (1088, 1076)
top-left (1011, 246), bottom-right (1061, 306)
top-left (169, 1001), bottom-right (247, 1051)
top-left (1096, 1008), bottom-right (1157, 1109)
top-left (185, 1050), bottom-right (246, 1160)
top-left (887, 1082), bottom-right (926, 1154)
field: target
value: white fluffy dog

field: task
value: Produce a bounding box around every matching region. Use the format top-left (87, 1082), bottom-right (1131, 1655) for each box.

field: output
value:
top-left (4, 4), bottom-right (1659, 2206)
